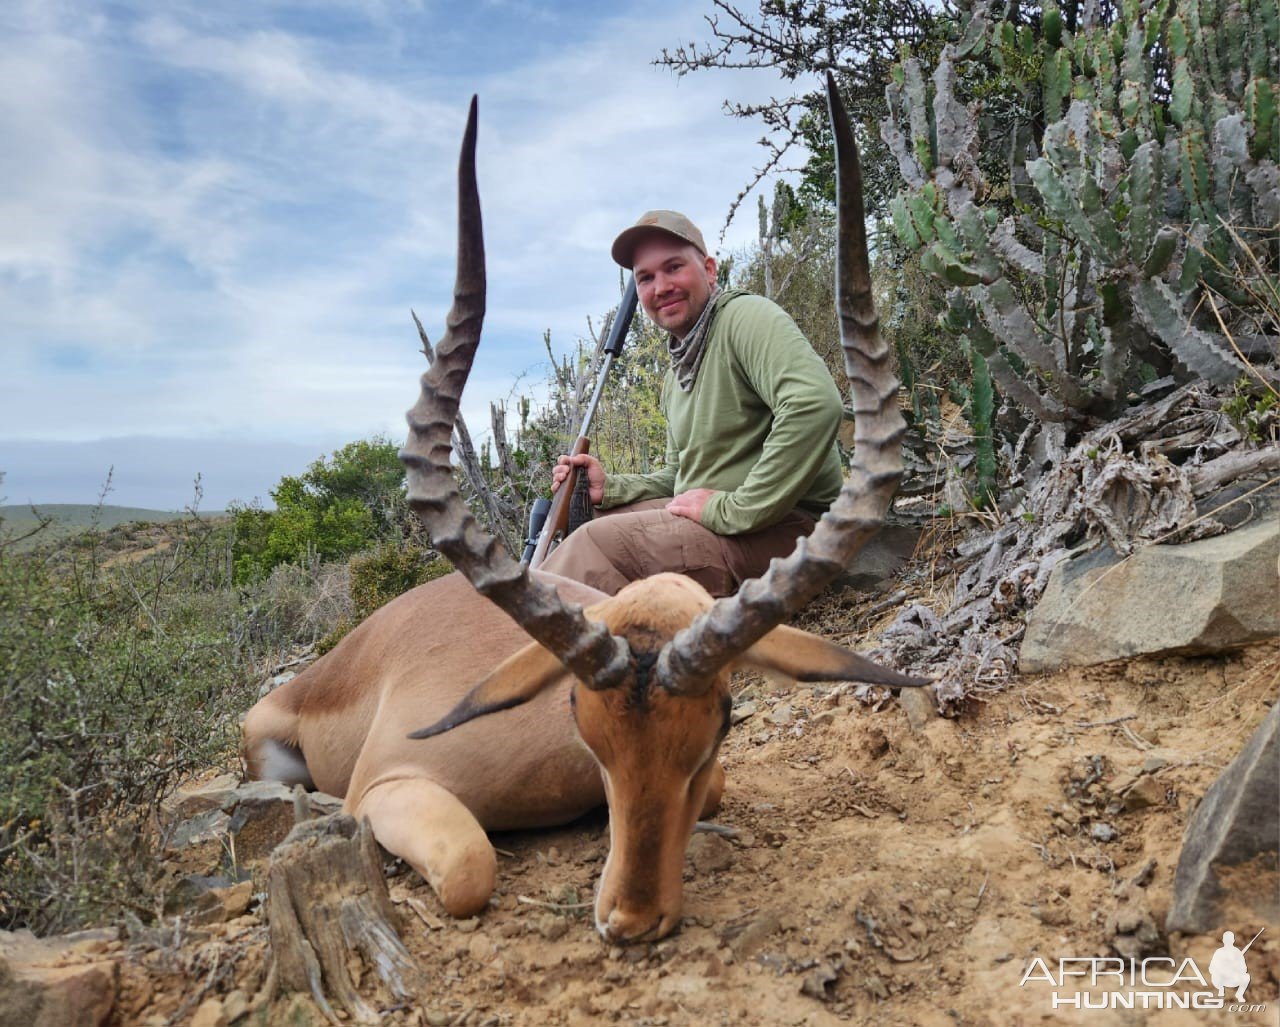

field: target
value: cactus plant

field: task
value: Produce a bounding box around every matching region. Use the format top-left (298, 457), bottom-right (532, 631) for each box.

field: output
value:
top-left (881, 0), bottom-right (1279, 430)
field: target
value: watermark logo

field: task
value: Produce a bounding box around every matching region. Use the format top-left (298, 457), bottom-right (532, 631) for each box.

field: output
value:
top-left (1019, 927), bottom-right (1267, 1014)
top-left (1209, 930), bottom-right (1256, 1002)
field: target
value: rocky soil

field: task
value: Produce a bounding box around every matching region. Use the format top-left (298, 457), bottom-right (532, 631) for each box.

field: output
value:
top-left (27, 626), bottom-right (1275, 1027)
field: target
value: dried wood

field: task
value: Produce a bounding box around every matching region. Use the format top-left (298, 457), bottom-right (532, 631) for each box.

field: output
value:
top-left (880, 379), bottom-right (1275, 710)
top-left (262, 814), bottom-right (426, 1025)
top-left (1188, 447), bottom-right (1280, 495)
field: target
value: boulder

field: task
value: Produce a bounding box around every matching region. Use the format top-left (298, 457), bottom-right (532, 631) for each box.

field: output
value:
top-left (1167, 701), bottom-right (1280, 934)
top-left (225, 781), bottom-right (305, 864)
top-left (165, 780), bottom-right (344, 868)
top-left (834, 524), bottom-right (920, 591)
top-left (0, 929), bottom-right (120, 1027)
top-left (162, 773), bottom-right (242, 820)
top-left (1021, 513), bottom-right (1279, 672)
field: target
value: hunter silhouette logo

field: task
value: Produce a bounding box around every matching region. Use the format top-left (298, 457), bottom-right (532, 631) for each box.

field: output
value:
top-left (1209, 929), bottom-right (1263, 1002)
top-left (1019, 927), bottom-right (1268, 1012)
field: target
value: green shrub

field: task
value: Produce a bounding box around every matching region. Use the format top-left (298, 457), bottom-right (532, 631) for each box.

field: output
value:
top-left (230, 436), bottom-right (410, 582)
top-left (0, 518), bottom-right (263, 933)
top-left (317, 544), bottom-right (452, 655)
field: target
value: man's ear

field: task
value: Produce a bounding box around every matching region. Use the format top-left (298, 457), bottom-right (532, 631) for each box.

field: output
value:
top-left (737, 625), bottom-right (931, 688)
top-left (704, 254), bottom-right (719, 288)
top-left (408, 642), bottom-right (567, 740)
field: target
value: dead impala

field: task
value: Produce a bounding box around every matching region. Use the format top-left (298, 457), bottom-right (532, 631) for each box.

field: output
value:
top-left (243, 75), bottom-right (928, 944)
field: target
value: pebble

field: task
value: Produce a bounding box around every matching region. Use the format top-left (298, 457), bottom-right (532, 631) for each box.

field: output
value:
top-left (222, 990), bottom-right (249, 1023)
top-left (766, 704), bottom-right (794, 727)
top-left (538, 914), bottom-right (570, 941)
top-left (1091, 822), bottom-right (1117, 842)
top-left (189, 999), bottom-right (226, 1027)
top-left (865, 728), bottom-right (890, 760)
top-left (688, 833), bottom-right (734, 874)
top-left (725, 912), bottom-right (780, 956)
top-left (731, 701), bottom-right (759, 725)
top-left (467, 933), bottom-right (497, 962)
top-left (455, 917), bottom-right (481, 934)
top-left (1123, 777), bottom-right (1166, 811)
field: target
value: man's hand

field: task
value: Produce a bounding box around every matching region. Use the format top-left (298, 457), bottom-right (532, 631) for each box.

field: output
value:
top-left (551, 453), bottom-right (606, 505)
top-left (666, 488), bottom-right (717, 524)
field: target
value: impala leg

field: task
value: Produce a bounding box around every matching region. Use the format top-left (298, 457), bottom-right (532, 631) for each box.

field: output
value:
top-left (242, 688), bottom-right (314, 789)
top-left (356, 777), bottom-right (497, 918)
top-left (700, 760), bottom-right (726, 818)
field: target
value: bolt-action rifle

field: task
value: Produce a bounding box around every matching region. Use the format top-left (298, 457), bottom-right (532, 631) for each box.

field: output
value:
top-left (523, 277), bottom-right (638, 568)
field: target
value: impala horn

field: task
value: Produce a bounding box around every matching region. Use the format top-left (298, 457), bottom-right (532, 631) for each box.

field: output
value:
top-left (656, 73), bottom-right (913, 695)
top-left (399, 96), bottom-right (630, 690)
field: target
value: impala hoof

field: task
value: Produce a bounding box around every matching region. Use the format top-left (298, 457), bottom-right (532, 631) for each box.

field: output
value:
top-left (597, 907), bottom-right (677, 945)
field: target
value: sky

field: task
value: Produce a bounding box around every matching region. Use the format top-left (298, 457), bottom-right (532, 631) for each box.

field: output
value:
top-left (0, 0), bottom-right (806, 511)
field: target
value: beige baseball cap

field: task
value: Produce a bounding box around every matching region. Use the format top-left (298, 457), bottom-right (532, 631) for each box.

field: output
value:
top-left (611, 210), bottom-right (708, 269)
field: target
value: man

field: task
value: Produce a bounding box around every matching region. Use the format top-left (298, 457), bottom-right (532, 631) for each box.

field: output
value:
top-left (1208, 931), bottom-right (1251, 1001)
top-left (541, 209), bottom-right (844, 597)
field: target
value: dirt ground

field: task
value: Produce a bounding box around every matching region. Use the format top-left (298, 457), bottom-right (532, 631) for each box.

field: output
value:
top-left (113, 624), bottom-right (1279, 1027)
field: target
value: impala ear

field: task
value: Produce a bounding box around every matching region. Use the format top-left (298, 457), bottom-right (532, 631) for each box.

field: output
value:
top-left (737, 625), bottom-right (931, 688)
top-left (408, 642), bottom-right (568, 740)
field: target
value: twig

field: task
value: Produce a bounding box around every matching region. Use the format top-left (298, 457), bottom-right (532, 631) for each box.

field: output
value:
top-left (397, 895), bottom-right (444, 931)
top-left (1119, 723), bottom-right (1154, 750)
top-left (517, 895), bottom-right (591, 912)
top-left (976, 873), bottom-right (990, 910)
top-left (1072, 714), bottom-right (1137, 729)
top-left (693, 821), bottom-right (740, 838)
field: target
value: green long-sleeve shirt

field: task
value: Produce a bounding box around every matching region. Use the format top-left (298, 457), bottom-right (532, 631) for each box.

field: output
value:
top-left (600, 290), bottom-right (844, 535)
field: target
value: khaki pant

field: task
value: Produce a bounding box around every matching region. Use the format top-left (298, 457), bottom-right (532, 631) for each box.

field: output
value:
top-left (540, 498), bottom-right (817, 598)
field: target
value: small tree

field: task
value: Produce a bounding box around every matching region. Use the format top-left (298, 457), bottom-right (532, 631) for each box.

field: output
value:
top-left (230, 437), bottom-right (408, 582)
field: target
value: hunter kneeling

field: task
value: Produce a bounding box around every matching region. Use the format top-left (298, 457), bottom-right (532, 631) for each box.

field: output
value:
top-left (544, 210), bottom-right (844, 597)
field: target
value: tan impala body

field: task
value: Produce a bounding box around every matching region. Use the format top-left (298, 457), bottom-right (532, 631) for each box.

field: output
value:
top-left (243, 76), bottom-right (929, 943)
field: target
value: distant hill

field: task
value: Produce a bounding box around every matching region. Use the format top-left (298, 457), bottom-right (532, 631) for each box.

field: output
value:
top-left (0, 504), bottom-right (226, 550)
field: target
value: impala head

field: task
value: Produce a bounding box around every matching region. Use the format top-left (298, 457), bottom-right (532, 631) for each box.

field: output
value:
top-left (400, 80), bottom-right (927, 943)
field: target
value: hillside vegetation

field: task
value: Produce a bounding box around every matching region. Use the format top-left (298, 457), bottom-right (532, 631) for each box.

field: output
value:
top-left (1, 0), bottom-right (1276, 969)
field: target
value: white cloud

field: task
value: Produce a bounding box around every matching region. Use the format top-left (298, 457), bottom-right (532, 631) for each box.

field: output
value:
top-left (0, 0), bottom-right (812, 506)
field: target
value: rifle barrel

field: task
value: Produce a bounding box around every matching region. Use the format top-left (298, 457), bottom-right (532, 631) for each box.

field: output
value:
top-left (527, 275), bottom-right (637, 570)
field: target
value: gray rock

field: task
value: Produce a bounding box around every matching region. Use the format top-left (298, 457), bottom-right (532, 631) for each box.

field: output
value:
top-left (898, 687), bottom-right (937, 730)
top-left (799, 959), bottom-right (841, 1001)
top-left (687, 832), bottom-right (734, 874)
top-left (1021, 514), bottom-right (1279, 672)
top-left (834, 524), bottom-right (921, 590)
top-left (722, 912), bottom-right (780, 956)
top-left (226, 781), bottom-right (340, 863)
top-left (1167, 701), bottom-right (1280, 934)
top-left (166, 780), bottom-right (342, 867)
top-left (765, 704), bottom-right (794, 728)
top-left (162, 773), bottom-right (241, 820)
top-left (1108, 905), bottom-right (1161, 960)
top-left (1092, 822), bottom-right (1117, 842)
top-left (163, 876), bottom-right (255, 926)
top-left (164, 808), bottom-right (230, 856)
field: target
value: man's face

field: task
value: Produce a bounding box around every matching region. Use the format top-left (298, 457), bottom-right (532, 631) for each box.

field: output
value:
top-left (632, 235), bottom-right (718, 339)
